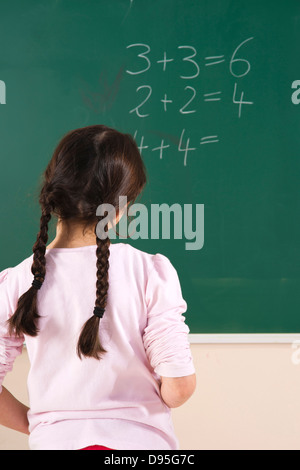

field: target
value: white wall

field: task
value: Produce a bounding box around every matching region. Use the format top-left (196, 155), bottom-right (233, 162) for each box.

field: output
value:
top-left (1, 343), bottom-right (300, 450)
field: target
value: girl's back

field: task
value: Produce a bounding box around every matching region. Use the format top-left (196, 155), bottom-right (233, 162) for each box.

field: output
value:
top-left (0, 125), bottom-right (195, 450)
top-left (1, 242), bottom-right (194, 450)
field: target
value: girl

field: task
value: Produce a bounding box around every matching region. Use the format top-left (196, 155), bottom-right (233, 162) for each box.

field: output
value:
top-left (0, 125), bottom-right (196, 450)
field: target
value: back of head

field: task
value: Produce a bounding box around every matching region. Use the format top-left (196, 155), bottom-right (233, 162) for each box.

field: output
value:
top-left (42, 124), bottom-right (146, 223)
top-left (7, 125), bottom-right (147, 360)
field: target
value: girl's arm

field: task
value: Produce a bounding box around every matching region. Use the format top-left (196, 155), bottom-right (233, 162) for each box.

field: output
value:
top-left (160, 373), bottom-right (196, 408)
top-left (0, 386), bottom-right (29, 435)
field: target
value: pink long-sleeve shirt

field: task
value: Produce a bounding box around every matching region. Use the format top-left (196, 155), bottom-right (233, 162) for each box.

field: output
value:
top-left (0, 242), bottom-right (195, 450)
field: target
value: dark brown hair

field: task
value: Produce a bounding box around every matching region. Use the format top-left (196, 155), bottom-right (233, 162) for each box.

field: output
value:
top-left (7, 125), bottom-right (147, 359)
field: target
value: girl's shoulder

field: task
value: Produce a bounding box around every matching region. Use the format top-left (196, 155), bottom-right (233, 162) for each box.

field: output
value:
top-left (0, 268), bottom-right (10, 285)
top-left (0, 254), bottom-right (33, 290)
top-left (112, 242), bottom-right (176, 278)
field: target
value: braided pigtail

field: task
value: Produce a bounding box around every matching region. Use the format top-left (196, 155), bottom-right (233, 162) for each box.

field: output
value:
top-left (77, 218), bottom-right (110, 360)
top-left (7, 205), bottom-right (51, 337)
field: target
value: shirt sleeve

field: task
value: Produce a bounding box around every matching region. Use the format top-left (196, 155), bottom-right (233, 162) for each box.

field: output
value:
top-left (143, 254), bottom-right (195, 378)
top-left (0, 269), bottom-right (24, 394)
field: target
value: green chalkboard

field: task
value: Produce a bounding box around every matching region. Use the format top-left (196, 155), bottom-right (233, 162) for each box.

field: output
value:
top-left (0, 0), bottom-right (300, 334)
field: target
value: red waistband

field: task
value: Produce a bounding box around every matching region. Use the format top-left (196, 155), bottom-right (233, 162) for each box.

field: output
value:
top-left (80, 445), bottom-right (113, 450)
